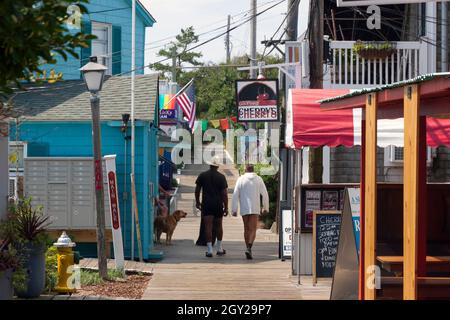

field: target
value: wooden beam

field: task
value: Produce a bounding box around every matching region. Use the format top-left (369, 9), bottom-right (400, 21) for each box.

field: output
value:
top-left (403, 84), bottom-right (420, 300)
top-left (418, 116), bottom-right (427, 277)
top-left (359, 119), bottom-right (366, 300)
top-left (364, 93), bottom-right (377, 300)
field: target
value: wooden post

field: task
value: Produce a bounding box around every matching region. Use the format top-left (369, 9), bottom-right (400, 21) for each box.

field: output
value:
top-left (364, 93), bottom-right (377, 300)
top-left (403, 84), bottom-right (420, 300)
top-left (359, 119), bottom-right (366, 300)
top-left (418, 116), bottom-right (427, 277)
top-left (130, 173), bottom-right (144, 262)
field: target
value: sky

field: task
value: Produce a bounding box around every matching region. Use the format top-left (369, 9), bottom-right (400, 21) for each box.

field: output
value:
top-left (140, 0), bottom-right (310, 71)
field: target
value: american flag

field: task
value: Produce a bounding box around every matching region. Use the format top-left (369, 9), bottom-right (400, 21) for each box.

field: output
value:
top-left (176, 80), bottom-right (196, 132)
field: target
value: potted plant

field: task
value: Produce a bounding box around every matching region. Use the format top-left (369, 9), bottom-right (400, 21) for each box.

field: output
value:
top-left (352, 41), bottom-right (396, 60)
top-left (10, 198), bottom-right (50, 298)
top-left (0, 239), bottom-right (19, 300)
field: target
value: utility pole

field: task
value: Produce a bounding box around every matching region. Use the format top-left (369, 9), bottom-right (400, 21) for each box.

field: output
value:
top-left (248, 0), bottom-right (258, 158)
top-left (286, 0), bottom-right (299, 42)
top-left (285, 0), bottom-right (300, 280)
top-left (308, 0), bottom-right (324, 183)
top-left (250, 0), bottom-right (257, 79)
top-left (442, 2), bottom-right (448, 72)
top-left (226, 14), bottom-right (231, 63)
top-left (171, 53), bottom-right (177, 83)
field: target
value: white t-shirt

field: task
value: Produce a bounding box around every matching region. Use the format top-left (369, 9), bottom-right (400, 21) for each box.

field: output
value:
top-left (231, 172), bottom-right (269, 216)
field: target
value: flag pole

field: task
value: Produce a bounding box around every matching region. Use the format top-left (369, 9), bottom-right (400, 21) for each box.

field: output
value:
top-left (131, 0), bottom-right (136, 260)
top-left (161, 78), bottom-right (194, 109)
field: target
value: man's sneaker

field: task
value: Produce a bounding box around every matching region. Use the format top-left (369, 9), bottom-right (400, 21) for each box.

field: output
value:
top-left (217, 249), bottom-right (226, 256)
top-left (245, 249), bottom-right (253, 260)
top-left (205, 252), bottom-right (213, 258)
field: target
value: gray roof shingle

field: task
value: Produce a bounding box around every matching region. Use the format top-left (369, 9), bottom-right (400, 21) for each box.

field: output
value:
top-left (8, 74), bottom-right (158, 122)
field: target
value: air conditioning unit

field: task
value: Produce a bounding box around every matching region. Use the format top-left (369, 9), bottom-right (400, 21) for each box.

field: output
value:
top-left (8, 177), bottom-right (18, 201)
top-left (387, 146), bottom-right (432, 166)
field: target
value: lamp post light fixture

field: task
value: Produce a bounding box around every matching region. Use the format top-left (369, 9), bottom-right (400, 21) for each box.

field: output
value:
top-left (80, 56), bottom-right (108, 279)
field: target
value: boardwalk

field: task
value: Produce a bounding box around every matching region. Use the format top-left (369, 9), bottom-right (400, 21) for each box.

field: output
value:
top-left (142, 160), bottom-right (331, 300)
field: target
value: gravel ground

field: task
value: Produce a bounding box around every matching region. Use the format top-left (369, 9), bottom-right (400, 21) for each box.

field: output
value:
top-left (74, 275), bottom-right (151, 300)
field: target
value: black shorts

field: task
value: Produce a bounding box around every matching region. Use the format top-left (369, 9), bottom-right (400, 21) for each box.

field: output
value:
top-left (202, 209), bottom-right (223, 218)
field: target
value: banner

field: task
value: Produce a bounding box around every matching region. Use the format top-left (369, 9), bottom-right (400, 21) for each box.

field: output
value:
top-left (104, 155), bottom-right (125, 270)
top-left (236, 79), bottom-right (279, 122)
top-left (220, 118), bottom-right (229, 130)
top-left (210, 119), bottom-right (220, 128)
top-left (160, 109), bottom-right (178, 120)
top-left (159, 94), bottom-right (176, 110)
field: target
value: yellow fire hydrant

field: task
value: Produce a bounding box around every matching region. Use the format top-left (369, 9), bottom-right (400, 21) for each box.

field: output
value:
top-left (54, 232), bottom-right (77, 294)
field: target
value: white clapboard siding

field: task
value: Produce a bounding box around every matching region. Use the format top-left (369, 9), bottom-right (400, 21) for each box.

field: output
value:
top-left (24, 157), bottom-right (111, 230)
top-left (328, 41), bottom-right (427, 89)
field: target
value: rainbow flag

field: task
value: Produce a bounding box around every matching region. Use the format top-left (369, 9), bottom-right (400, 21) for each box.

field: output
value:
top-left (159, 94), bottom-right (176, 110)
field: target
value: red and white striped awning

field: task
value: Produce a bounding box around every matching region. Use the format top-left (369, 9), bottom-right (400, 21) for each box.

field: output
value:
top-left (285, 89), bottom-right (450, 149)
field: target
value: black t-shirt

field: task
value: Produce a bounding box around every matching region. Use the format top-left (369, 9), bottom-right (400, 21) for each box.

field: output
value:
top-left (195, 169), bottom-right (228, 215)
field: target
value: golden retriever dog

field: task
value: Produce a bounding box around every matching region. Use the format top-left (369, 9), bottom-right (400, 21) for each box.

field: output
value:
top-left (154, 210), bottom-right (188, 245)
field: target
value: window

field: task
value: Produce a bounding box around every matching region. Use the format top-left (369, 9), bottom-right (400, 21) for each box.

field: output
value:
top-left (8, 141), bottom-right (27, 172)
top-left (92, 21), bottom-right (112, 75)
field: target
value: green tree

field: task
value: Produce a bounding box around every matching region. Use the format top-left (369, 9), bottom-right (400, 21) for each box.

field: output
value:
top-left (153, 26), bottom-right (203, 81)
top-left (0, 0), bottom-right (93, 96)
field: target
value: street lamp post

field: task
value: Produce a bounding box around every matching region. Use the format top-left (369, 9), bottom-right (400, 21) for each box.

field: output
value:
top-left (80, 56), bottom-right (108, 279)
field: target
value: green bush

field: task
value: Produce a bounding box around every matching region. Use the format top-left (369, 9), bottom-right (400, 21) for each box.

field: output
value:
top-left (44, 246), bottom-right (58, 293)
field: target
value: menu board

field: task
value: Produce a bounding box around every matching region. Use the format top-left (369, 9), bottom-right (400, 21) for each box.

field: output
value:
top-left (300, 185), bottom-right (356, 232)
top-left (323, 191), bottom-right (339, 210)
top-left (304, 190), bottom-right (321, 229)
top-left (313, 211), bottom-right (342, 283)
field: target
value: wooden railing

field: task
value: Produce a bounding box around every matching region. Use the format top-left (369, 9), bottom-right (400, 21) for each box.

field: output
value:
top-left (326, 41), bottom-right (428, 89)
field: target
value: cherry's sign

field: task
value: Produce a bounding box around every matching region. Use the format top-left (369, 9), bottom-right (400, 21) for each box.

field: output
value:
top-left (236, 79), bottom-right (279, 122)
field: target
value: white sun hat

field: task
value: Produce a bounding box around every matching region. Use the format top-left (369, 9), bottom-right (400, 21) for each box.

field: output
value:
top-left (207, 155), bottom-right (222, 167)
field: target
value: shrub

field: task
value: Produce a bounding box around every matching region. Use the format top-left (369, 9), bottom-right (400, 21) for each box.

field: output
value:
top-left (44, 246), bottom-right (58, 292)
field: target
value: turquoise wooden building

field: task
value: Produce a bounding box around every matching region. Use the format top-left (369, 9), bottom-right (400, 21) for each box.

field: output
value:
top-left (40, 0), bottom-right (155, 80)
top-left (9, 75), bottom-right (161, 260)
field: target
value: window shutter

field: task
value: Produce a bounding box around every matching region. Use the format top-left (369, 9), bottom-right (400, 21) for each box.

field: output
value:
top-left (112, 25), bottom-right (122, 75)
top-left (80, 19), bottom-right (92, 78)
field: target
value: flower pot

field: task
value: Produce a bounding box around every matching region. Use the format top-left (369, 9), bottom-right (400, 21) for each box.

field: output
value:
top-left (0, 269), bottom-right (14, 300)
top-left (16, 243), bottom-right (46, 298)
top-left (356, 48), bottom-right (395, 60)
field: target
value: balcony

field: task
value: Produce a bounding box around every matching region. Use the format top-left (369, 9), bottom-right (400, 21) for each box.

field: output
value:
top-left (325, 40), bottom-right (429, 89)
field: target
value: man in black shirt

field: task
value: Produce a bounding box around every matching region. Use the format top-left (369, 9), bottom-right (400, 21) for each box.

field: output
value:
top-left (195, 157), bottom-right (228, 258)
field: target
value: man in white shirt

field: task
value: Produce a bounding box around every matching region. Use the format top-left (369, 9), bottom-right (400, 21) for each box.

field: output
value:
top-left (231, 165), bottom-right (269, 259)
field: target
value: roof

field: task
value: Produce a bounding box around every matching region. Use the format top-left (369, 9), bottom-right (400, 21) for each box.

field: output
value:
top-left (319, 73), bottom-right (450, 118)
top-left (7, 74), bottom-right (158, 122)
top-left (131, 0), bottom-right (156, 26)
top-left (320, 72), bottom-right (450, 104)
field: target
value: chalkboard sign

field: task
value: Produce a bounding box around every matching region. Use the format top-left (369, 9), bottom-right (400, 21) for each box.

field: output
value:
top-left (313, 211), bottom-right (342, 284)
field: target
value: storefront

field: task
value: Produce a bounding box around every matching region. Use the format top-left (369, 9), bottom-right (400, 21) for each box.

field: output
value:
top-left (286, 74), bottom-right (450, 299)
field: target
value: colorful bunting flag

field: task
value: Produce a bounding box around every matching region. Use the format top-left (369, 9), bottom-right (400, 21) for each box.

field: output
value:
top-left (210, 119), bottom-right (220, 128)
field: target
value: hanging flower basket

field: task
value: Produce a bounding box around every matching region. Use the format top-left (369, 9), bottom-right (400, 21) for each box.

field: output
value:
top-left (352, 41), bottom-right (396, 60)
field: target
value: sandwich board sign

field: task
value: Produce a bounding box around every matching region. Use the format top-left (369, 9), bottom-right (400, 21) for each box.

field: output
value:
top-left (104, 155), bottom-right (125, 270)
top-left (312, 211), bottom-right (342, 284)
top-left (330, 188), bottom-right (361, 300)
top-left (281, 209), bottom-right (293, 259)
